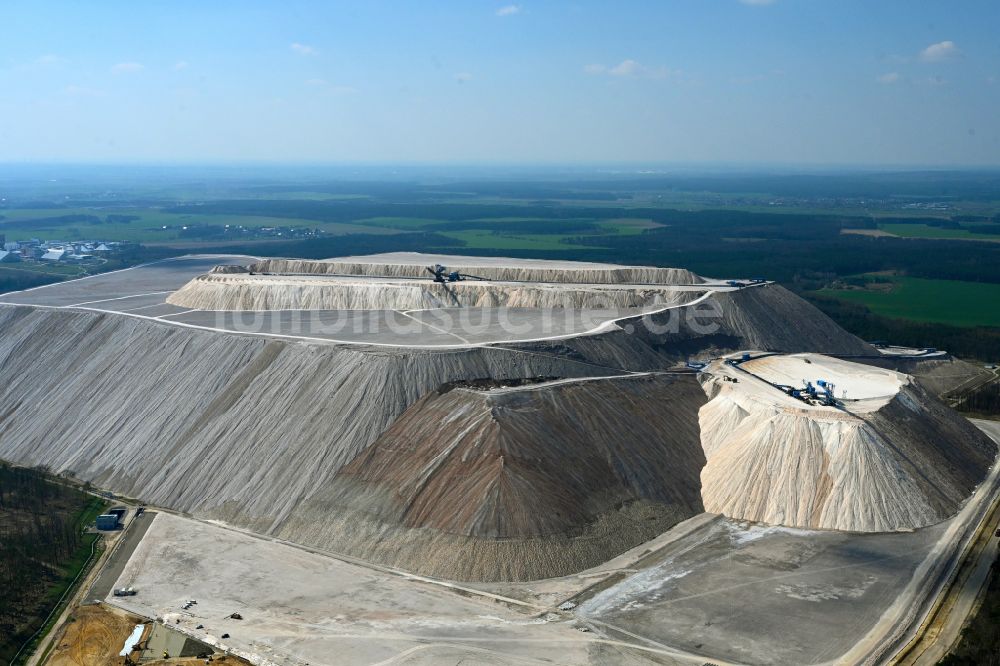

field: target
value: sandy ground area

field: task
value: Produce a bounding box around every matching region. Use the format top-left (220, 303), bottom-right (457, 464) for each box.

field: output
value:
top-left (45, 604), bottom-right (139, 666)
top-left (43, 602), bottom-right (254, 666)
top-left (106, 513), bottom-right (711, 666)
top-left (101, 483), bottom-right (1000, 666)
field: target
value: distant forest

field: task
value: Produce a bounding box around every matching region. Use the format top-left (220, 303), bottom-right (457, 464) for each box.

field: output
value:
top-left (157, 200), bottom-right (1000, 285)
top-left (4, 171), bottom-right (1000, 360)
top-left (172, 202), bottom-right (1000, 359)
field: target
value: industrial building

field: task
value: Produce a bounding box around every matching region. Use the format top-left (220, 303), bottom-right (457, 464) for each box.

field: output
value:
top-left (40, 247), bottom-right (67, 262)
top-left (95, 507), bottom-right (127, 531)
top-left (95, 514), bottom-right (120, 530)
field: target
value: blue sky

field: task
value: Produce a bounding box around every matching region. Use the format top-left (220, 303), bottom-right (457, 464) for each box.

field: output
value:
top-left (1, 1), bottom-right (998, 165)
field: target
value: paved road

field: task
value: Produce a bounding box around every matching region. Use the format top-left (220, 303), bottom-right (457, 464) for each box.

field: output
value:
top-left (839, 420), bottom-right (1000, 666)
top-left (896, 420), bottom-right (1000, 665)
top-left (85, 511), bottom-right (157, 604)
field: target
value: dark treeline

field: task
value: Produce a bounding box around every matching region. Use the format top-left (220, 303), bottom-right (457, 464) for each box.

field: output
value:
top-left (0, 213), bottom-right (102, 229)
top-left (161, 199), bottom-right (1000, 285)
top-left (0, 213), bottom-right (142, 231)
top-left (805, 295), bottom-right (1000, 361)
top-left (0, 463), bottom-right (100, 661)
top-left (0, 270), bottom-right (64, 295)
top-left (569, 222), bottom-right (1000, 286)
top-left (0, 463), bottom-right (86, 594)
top-left (194, 231), bottom-right (464, 259)
top-left (941, 550), bottom-right (1000, 666)
top-left (955, 381), bottom-right (1000, 415)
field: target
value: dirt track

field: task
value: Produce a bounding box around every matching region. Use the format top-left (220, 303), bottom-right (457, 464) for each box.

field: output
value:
top-left (142, 656), bottom-right (250, 666)
top-left (44, 604), bottom-right (252, 666)
top-left (46, 604), bottom-right (137, 666)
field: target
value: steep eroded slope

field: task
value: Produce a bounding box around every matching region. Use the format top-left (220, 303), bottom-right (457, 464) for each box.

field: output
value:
top-left (278, 374), bottom-right (707, 580)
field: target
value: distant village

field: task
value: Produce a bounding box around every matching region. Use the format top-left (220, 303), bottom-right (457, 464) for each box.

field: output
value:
top-left (0, 234), bottom-right (124, 264)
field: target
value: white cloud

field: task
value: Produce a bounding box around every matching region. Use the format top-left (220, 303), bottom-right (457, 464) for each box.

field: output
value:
top-left (739, 0), bottom-right (776, 5)
top-left (173, 61), bottom-right (189, 71)
top-left (877, 72), bottom-right (900, 84)
top-left (305, 78), bottom-right (327, 86)
top-left (920, 40), bottom-right (958, 62)
top-left (290, 42), bottom-right (318, 56)
top-left (610, 59), bottom-right (641, 77)
top-left (454, 72), bottom-right (473, 83)
top-left (36, 54), bottom-right (65, 65)
top-left (496, 4), bottom-right (520, 16)
top-left (585, 59), bottom-right (673, 79)
top-left (111, 62), bottom-right (143, 74)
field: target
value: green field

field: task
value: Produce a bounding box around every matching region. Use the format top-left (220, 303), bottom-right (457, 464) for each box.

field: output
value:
top-left (819, 275), bottom-right (1000, 328)
top-left (0, 209), bottom-right (650, 245)
top-left (354, 216), bottom-right (447, 230)
top-left (439, 229), bottom-right (600, 251)
top-left (878, 222), bottom-right (1000, 241)
top-left (439, 217), bottom-right (655, 249)
top-left (0, 207), bottom-right (400, 243)
top-left (597, 218), bottom-right (665, 235)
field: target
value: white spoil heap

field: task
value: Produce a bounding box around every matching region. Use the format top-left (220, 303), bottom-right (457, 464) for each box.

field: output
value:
top-left (167, 253), bottom-right (708, 312)
top-left (697, 353), bottom-right (996, 532)
top-left (166, 273), bottom-right (701, 311)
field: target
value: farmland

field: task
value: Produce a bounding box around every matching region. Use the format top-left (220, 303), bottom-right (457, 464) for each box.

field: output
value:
top-left (819, 275), bottom-right (1000, 328)
top-left (878, 222), bottom-right (1000, 241)
top-left (0, 207), bottom-right (400, 243)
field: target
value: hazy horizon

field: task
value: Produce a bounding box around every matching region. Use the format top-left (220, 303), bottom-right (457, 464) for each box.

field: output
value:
top-left (3, 1), bottom-right (999, 166)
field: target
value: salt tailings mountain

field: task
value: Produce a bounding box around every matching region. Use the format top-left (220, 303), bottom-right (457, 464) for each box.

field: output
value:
top-left (699, 354), bottom-right (995, 533)
top-left (0, 253), bottom-right (994, 581)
